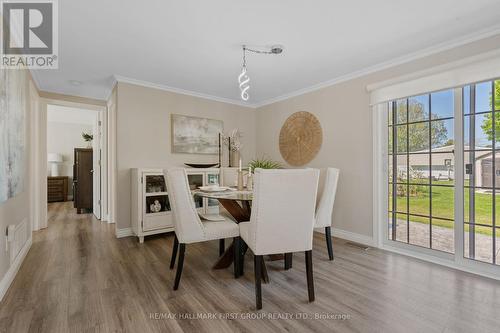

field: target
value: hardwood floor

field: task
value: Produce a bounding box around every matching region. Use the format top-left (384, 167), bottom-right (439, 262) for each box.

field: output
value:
top-left (1, 202), bottom-right (500, 332)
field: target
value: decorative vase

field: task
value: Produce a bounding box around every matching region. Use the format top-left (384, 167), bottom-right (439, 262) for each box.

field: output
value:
top-left (86, 141), bottom-right (92, 148)
top-left (230, 150), bottom-right (240, 168)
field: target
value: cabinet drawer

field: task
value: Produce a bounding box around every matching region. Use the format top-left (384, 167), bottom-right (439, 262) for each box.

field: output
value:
top-left (143, 214), bottom-right (173, 232)
top-left (48, 179), bottom-right (64, 186)
top-left (48, 185), bottom-right (63, 192)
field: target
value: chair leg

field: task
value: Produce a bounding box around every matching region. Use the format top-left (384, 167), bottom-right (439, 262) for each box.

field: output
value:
top-left (325, 226), bottom-right (334, 260)
top-left (219, 239), bottom-right (225, 256)
top-left (169, 234), bottom-right (179, 269)
top-left (233, 237), bottom-right (241, 278)
top-left (305, 250), bottom-right (315, 302)
top-left (284, 253), bottom-right (293, 270)
top-left (240, 241), bottom-right (248, 276)
top-left (254, 255), bottom-right (263, 310)
top-left (173, 243), bottom-right (186, 290)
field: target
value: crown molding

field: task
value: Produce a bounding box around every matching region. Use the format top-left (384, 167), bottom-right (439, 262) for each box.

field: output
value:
top-left (113, 75), bottom-right (256, 108)
top-left (253, 24), bottom-right (500, 108)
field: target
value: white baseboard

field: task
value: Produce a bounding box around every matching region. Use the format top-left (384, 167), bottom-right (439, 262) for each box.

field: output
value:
top-left (115, 227), bottom-right (133, 238)
top-left (0, 235), bottom-right (32, 302)
top-left (315, 227), bottom-right (375, 247)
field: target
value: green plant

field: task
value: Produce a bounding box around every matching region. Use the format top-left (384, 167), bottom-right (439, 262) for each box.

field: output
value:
top-left (82, 132), bottom-right (93, 142)
top-left (248, 156), bottom-right (282, 170)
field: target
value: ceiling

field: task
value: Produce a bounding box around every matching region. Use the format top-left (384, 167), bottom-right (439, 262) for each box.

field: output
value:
top-left (33, 0), bottom-right (500, 106)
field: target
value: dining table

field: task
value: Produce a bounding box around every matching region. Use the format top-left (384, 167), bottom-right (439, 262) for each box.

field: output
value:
top-left (194, 188), bottom-right (274, 282)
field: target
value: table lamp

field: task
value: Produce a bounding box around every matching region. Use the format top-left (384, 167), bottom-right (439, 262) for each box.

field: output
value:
top-left (48, 153), bottom-right (63, 176)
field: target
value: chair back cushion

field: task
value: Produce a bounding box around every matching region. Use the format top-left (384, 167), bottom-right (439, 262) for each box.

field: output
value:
top-left (164, 168), bottom-right (205, 243)
top-left (315, 168), bottom-right (340, 228)
top-left (247, 168), bottom-right (319, 255)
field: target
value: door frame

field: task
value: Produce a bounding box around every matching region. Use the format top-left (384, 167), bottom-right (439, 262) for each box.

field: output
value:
top-left (35, 96), bottom-right (109, 228)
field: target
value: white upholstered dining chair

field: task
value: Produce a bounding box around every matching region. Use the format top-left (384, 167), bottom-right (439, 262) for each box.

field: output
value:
top-left (164, 168), bottom-right (240, 290)
top-left (284, 167), bottom-right (340, 270)
top-left (315, 167), bottom-right (340, 260)
top-left (238, 168), bottom-right (320, 310)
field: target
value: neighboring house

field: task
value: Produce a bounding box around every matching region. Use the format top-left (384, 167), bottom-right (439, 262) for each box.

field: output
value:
top-left (396, 145), bottom-right (492, 183)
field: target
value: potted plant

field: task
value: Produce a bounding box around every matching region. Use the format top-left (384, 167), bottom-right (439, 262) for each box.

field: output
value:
top-left (248, 156), bottom-right (282, 170)
top-left (82, 132), bottom-right (93, 148)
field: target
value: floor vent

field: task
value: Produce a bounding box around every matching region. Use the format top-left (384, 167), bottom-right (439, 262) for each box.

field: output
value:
top-left (345, 242), bottom-right (370, 251)
top-left (9, 219), bottom-right (28, 265)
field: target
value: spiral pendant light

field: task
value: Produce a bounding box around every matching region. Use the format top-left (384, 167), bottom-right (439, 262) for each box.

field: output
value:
top-left (237, 45), bottom-right (283, 102)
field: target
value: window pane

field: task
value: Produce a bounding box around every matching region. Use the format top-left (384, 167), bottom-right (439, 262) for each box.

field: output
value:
top-left (475, 81), bottom-right (492, 113)
top-left (396, 99), bottom-right (407, 124)
top-left (395, 213), bottom-right (408, 243)
top-left (388, 183), bottom-right (393, 212)
top-left (409, 185), bottom-right (429, 216)
top-left (431, 119), bottom-right (454, 151)
top-left (496, 228), bottom-right (500, 265)
top-left (408, 122), bottom-right (429, 152)
top-left (396, 155), bottom-right (408, 183)
top-left (432, 219), bottom-right (454, 253)
top-left (409, 216), bottom-right (430, 248)
top-left (396, 125), bottom-right (407, 153)
top-left (388, 155), bottom-right (393, 182)
top-left (478, 155), bottom-right (495, 188)
top-left (408, 95), bottom-right (429, 122)
top-left (388, 102), bottom-right (393, 125)
top-left (388, 126), bottom-right (393, 153)
top-left (388, 212), bottom-right (393, 240)
top-left (395, 184), bottom-right (408, 213)
top-left (474, 189), bottom-right (493, 226)
top-left (495, 80), bottom-right (500, 111)
top-left (493, 113), bottom-right (500, 150)
top-left (431, 89), bottom-right (454, 119)
top-left (464, 223), bottom-right (471, 259)
top-left (431, 153), bottom-right (454, 184)
top-left (431, 186), bottom-right (454, 220)
top-left (464, 113), bottom-right (493, 150)
top-left (464, 85), bottom-right (471, 115)
top-left (464, 188), bottom-right (470, 223)
top-left (475, 226), bottom-right (493, 264)
top-left (409, 154), bottom-right (429, 182)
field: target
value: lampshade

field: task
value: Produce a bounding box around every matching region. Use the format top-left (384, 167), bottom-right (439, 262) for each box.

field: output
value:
top-left (48, 153), bottom-right (63, 163)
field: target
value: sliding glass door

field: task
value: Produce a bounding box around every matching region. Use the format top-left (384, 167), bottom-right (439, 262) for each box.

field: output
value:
top-left (388, 90), bottom-right (455, 253)
top-left (463, 80), bottom-right (500, 264)
top-left (387, 79), bottom-right (500, 267)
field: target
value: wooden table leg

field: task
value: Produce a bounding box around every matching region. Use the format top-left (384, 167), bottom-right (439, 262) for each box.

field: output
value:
top-left (213, 242), bottom-right (235, 269)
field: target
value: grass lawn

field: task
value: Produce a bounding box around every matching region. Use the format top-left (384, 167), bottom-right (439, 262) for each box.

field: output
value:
top-left (391, 180), bottom-right (496, 236)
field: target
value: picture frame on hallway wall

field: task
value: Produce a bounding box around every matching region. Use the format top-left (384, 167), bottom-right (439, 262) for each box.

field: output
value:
top-left (171, 114), bottom-right (223, 154)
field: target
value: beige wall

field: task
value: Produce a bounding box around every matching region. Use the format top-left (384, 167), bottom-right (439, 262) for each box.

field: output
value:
top-left (256, 34), bottom-right (500, 238)
top-left (0, 70), bottom-right (39, 286)
top-left (115, 82), bottom-right (256, 229)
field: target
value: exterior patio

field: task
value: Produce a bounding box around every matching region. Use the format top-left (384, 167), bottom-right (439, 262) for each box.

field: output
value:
top-left (391, 219), bottom-right (497, 263)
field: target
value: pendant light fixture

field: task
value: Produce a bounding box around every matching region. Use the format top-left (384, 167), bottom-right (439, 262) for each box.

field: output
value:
top-left (238, 45), bottom-right (283, 101)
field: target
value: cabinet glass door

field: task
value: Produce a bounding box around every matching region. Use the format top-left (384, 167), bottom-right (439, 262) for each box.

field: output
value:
top-left (206, 173), bottom-right (220, 214)
top-left (144, 174), bottom-right (170, 214)
top-left (188, 174), bottom-right (204, 209)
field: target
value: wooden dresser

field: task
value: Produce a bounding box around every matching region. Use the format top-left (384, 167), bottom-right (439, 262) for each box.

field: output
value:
top-left (47, 176), bottom-right (69, 202)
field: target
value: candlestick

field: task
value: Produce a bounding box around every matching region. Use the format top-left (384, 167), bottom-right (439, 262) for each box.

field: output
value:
top-left (238, 158), bottom-right (242, 171)
top-left (237, 170), bottom-right (244, 191)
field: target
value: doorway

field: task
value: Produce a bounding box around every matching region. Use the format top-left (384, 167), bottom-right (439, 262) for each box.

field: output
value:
top-left (45, 103), bottom-right (107, 221)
